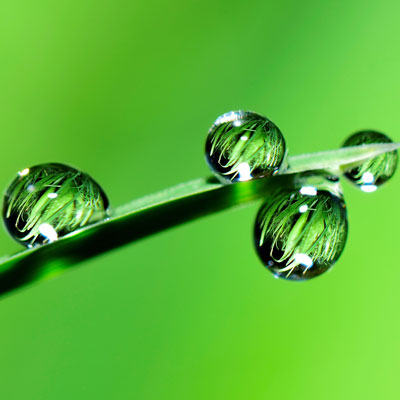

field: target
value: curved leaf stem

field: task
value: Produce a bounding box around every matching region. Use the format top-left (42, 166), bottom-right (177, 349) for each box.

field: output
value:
top-left (0, 142), bottom-right (398, 297)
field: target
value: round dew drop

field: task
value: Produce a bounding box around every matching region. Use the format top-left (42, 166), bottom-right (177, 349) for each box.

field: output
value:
top-left (205, 110), bottom-right (286, 183)
top-left (2, 163), bottom-right (109, 247)
top-left (342, 130), bottom-right (398, 192)
top-left (254, 175), bottom-right (348, 281)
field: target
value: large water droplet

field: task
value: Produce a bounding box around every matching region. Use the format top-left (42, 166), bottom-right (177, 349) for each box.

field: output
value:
top-left (342, 130), bottom-right (398, 192)
top-left (3, 163), bottom-right (109, 247)
top-left (205, 110), bottom-right (286, 183)
top-left (254, 174), bottom-right (348, 281)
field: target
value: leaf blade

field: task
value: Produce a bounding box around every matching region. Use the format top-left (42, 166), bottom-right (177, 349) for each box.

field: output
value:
top-left (0, 142), bottom-right (397, 297)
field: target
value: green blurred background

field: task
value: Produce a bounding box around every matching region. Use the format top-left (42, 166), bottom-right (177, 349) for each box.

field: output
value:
top-left (0, 1), bottom-right (399, 399)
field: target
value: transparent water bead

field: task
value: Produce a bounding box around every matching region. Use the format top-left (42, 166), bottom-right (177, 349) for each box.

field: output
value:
top-left (205, 110), bottom-right (286, 183)
top-left (342, 130), bottom-right (398, 192)
top-left (254, 174), bottom-right (348, 281)
top-left (3, 163), bottom-right (109, 247)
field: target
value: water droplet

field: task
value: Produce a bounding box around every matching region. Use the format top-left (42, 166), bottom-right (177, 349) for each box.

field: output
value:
top-left (3, 163), bottom-right (109, 247)
top-left (254, 174), bottom-right (348, 281)
top-left (342, 130), bottom-right (398, 191)
top-left (205, 110), bottom-right (286, 183)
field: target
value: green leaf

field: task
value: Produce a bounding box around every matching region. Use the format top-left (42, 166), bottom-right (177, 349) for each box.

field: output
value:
top-left (0, 142), bottom-right (399, 297)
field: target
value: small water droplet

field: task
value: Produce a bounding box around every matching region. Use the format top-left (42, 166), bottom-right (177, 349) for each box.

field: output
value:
top-left (342, 130), bottom-right (398, 191)
top-left (254, 174), bottom-right (348, 281)
top-left (2, 163), bottom-right (109, 247)
top-left (205, 110), bottom-right (286, 183)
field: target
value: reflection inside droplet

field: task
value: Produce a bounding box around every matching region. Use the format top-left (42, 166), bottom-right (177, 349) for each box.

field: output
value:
top-left (18, 168), bottom-right (30, 177)
top-left (342, 130), bottom-right (398, 191)
top-left (205, 110), bottom-right (286, 183)
top-left (3, 163), bottom-right (110, 247)
top-left (294, 253), bottom-right (314, 271)
top-left (360, 171), bottom-right (377, 192)
top-left (254, 180), bottom-right (348, 281)
top-left (39, 223), bottom-right (58, 243)
top-left (237, 162), bottom-right (252, 181)
top-left (299, 205), bottom-right (308, 213)
top-left (361, 172), bottom-right (374, 184)
top-left (360, 184), bottom-right (377, 193)
top-left (300, 186), bottom-right (317, 196)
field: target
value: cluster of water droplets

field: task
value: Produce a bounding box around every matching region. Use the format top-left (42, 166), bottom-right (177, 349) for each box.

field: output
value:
top-left (1, 113), bottom-right (397, 283)
top-left (205, 111), bottom-right (398, 281)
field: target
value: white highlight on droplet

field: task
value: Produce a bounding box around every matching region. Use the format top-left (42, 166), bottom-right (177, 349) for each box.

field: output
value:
top-left (233, 120), bottom-right (242, 127)
top-left (27, 184), bottom-right (35, 193)
top-left (299, 205), bottom-right (308, 213)
top-left (295, 253), bottom-right (313, 269)
top-left (240, 135), bottom-right (248, 141)
top-left (237, 163), bottom-right (252, 181)
top-left (18, 168), bottom-right (30, 177)
top-left (362, 172), bottom-right (374, 184)
top-left (361, 184), bottom-right (377, 193)
top-left (39, 223), bottom-right (58, 242)
top-left (215, 111), bottom-right (239, 125)
top-left (48, 193), bottom-right (58, 199)
top-left (300, 186), bottom-right (317, 196)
